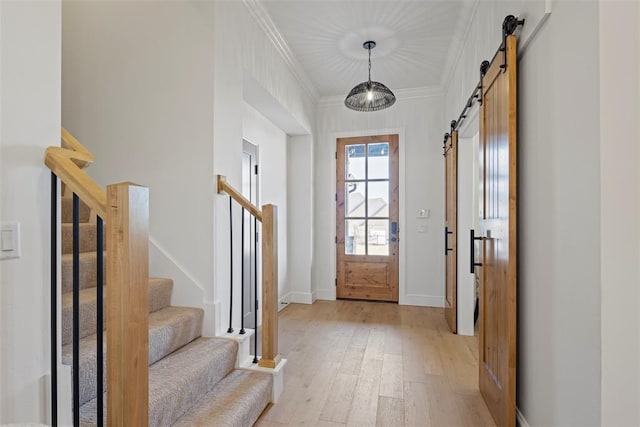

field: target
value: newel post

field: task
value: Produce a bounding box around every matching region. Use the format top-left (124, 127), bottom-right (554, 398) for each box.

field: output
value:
top-left (259, 204), bottom-right (281, 368)
top-left (106, 182), bottom-right (149, 426)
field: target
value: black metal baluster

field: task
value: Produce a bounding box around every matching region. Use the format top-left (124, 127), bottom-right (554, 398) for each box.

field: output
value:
top-left (72, 194), bottom-right (80, 426)
top-left (96, 216), bottom-right (104, 427)
top-left (228, 196), bottom-right (234, 334)
top-left (253, 216), bottom-right (259, 364)
top-left (50, 173), bottom-right (58, 427)
top-left (240, 208), bottom-right (246, 335)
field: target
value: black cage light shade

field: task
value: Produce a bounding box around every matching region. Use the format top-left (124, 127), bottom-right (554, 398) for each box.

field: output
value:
top-left (345, 41), bottom-right (396, 112)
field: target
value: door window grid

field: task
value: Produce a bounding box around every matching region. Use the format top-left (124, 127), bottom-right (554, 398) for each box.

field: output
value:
top-left (344, 142), bottom-right (390, 256)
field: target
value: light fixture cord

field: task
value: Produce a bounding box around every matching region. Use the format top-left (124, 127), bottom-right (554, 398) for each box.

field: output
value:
top-left (368, 45), bottom-right (372, 84)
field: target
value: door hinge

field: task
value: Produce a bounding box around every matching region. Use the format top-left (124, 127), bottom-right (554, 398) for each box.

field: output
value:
top-left (335, 192), bottom-right (337, 201)
top-left (335, 236), bottom-right (337, 244)
top-left (335, 278), bottom-right (337, 287)
top-left (335, 152), bottom-right (337, 160)
top-left (254, 164), bottom-right (258, 175)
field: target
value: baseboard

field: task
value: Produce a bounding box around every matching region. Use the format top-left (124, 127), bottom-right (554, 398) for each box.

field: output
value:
top-left (315, 288), bottom-right (335, 300)
top-left (400, 294), bottom-right (444, 307)
top-left (289, 292), bottom-right (314, 304)
top-left (517, 407), bottom-right (530, 427)
top-left (278, 293), bottom-right (291, 311)
top-left (203, 301), bottom-right (219, 336)
top-left (148, 237), bottom-right (205, 307)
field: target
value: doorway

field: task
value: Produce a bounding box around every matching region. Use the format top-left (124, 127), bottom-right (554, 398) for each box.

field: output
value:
top-left (336, 134), bottom-right (399, 302)
top-left (242, 139), bottom-right (258, 328)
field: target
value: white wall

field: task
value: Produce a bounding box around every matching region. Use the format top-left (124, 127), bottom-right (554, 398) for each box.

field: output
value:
top-left (599, 1), bottom-right (640, 425)
top-left (212, 1), bottom-right (315, 334)
top-left (315, 93), bottom-right (444, 305)
top-left (62, 1), bottom-right (216, 328)
top-left (444, 1), bottom-right (604, 425)
top-left (287, 135), bottom-right (314, 304)
top-left (242, 103), bottom-right (289, 308)
top-left (0, 0), bottom-right (61, 423)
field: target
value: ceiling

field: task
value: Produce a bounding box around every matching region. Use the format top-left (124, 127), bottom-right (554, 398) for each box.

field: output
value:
top-left (260, 0), bottom-right (477, 98)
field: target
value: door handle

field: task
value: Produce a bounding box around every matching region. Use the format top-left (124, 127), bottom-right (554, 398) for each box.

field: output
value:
top-left (445, 226), bottom-right (453, 255)
top-left (470, 229), bottom-right (483, 273)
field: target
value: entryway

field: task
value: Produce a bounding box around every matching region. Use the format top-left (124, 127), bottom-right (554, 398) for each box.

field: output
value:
top-left (336, 135), bottom-right (400, 302)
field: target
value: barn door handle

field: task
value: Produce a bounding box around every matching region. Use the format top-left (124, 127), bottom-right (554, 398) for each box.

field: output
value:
top-left (445, 226), bottom-right (453, 255)
top-left (470, 229), bottom-right (483, 273)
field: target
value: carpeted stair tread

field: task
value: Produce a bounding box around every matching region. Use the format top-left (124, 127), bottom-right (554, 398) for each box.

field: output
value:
top-left (79, 337), bottom-right (238, 426)
top-left (172, 369), bottom-right (272, 427)
top-left (61, 278), bottom-right (174, 346)
top-left (61, 196), bottom-right (92, 223)
top-left (61, 252), bottom-right (105, 293)
top-left (61, 222), bottom-right (106, 254)
top-left (63, 305), bottom-right (204, 406)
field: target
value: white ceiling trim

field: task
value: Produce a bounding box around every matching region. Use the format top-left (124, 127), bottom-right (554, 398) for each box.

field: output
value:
top-left (318, 85), bottom-right (444, 109)
top-left (243, 0), bottom-right (321, 103)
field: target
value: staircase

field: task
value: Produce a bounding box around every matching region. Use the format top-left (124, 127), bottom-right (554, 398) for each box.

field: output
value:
top-left (60, 195), bottom-right (272, 426)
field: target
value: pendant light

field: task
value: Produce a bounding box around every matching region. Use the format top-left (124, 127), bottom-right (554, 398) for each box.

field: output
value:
top-left (344, 41), bottom-right (396, 112)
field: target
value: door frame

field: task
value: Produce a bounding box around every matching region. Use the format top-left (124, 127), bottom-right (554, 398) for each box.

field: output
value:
top-left (336, 134), bottom-right (400, 302)
top-left (329, 128), bottom-right (406, 303)
top-left (242, 139), bottom-right (259, 328)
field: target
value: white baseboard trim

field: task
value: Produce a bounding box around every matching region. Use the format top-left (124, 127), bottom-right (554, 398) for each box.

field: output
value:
top-left (315, 288), bottom-right (335, 300)
top-left (400, 294), bottom-right (444, 307)
top-left (517, 407), bottom-right (530, 427)
top-left (289, 292), bottom-right (314, 304)
top-left (278, 293), bottom-right (291, 311)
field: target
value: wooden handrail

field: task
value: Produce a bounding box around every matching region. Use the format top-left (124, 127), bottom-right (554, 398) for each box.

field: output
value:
top-left (217, 175), bottom-right (263, 221)
top-left (45, 129), bottom-right (149, 424)
top-left (217, 174), bottom-right (280, 368)
top-left (45, 129), bottom-right (106, 219)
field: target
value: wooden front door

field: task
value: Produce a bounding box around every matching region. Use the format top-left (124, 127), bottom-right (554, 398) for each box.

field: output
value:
top-left (477, 35), bottom-right (518, 427)
top-left (336, 135), bottom-right (399, 302)
top-left (444, 131), bottom-right (458, 333)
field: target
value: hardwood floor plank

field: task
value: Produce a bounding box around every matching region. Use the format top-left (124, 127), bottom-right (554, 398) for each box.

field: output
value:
top-left (379, 353), bottom-right (403, 399)
top-left (319, 373), bottom-right (358, 423)
top-left (404, 381), bottom-right (431, 427)
top-left (346, 359), bottom-right (383, 426)
top-left (375, 396), bottom-right (405, 427)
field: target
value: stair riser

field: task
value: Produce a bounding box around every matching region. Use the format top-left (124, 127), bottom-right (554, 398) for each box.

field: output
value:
top-left (61, 254), bottom-right (104, 293)
top-left (61, 223), bottom-right (106, 255)
top-left (61, 279), bottom-right (174, 346)
top-left (61, 197), bottom-right (92, 223)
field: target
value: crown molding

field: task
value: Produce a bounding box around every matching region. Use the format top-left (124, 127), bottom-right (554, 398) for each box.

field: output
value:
top-left (318, 85), bottom-right (444, 109)
top-left (243, 0), bottom-right (321, 103)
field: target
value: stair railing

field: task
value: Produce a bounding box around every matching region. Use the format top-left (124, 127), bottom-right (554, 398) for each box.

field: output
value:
top-left (217, 175), bottom-right (281, 369)
top-left (45, 128), bottom-right (149, 426)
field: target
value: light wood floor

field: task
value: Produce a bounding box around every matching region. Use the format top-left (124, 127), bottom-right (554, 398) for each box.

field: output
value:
top-left (256, 300), bottom-right (495, 427)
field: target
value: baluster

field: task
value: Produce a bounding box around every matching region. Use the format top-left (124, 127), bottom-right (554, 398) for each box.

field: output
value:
top-left (240, 208), bottom-right (246, 335)
top-left (50, 173), bottom-right (58, 427)
top-left (96, 216), bottom-right (104, 426)
top-left (228, 196), bottom-right (234, 334)
top-left (253, 215), bottom-right (259, 364)
top-left (72, 194), bottom-right (80, 426)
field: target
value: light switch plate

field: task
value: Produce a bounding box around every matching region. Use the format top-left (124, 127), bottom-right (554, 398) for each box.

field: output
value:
top-left (0, 222), bottom-right (21, 260)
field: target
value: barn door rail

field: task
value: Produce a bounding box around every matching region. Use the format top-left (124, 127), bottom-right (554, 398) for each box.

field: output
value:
top-left (441, 15), bottom-right (524, 151)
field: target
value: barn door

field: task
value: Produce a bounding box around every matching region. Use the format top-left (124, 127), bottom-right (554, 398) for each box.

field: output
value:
top-left (477, 34), bottom-right (518, 427)
top-left (444, 131), bottom-right (458, 333)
